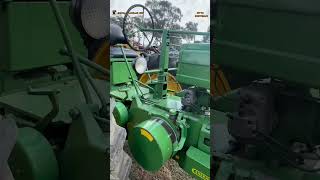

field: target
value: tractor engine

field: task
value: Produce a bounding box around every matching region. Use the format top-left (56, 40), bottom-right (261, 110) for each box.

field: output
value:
top-left (113, 43), bottom-right (210, 175)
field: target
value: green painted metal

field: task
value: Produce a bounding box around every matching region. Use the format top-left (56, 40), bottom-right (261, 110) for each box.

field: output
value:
top-left (213, 90), bottom-right (320, 180)
top-left (0, 0), bottom-right (109, 179)
top-left (111, 58), bottom-right (137, 85)
top-left (139, 28), bottom-right (210, 99)
top-left (60, 104), bottom-right (107, 180)
top-left (176, 43), bottom-right (210, 89)
top-left (115, 94), bottom-right (210, 177)
top-left (111, 83), bottom-right (149, 101)
top-left (154, 29), bottom-right (170, 99)
top-left (140, 28), bottom-right (210, 36)
top-left (0, 1), bottom-right (85, 71)
top-left (8, 127), bottom-right (59, 180)
top-left (214, 0), bottom-right (320, 88)
top-left (213, 1), bottom-right (320, 179)
top-left (111, 5), bottom-right (211, 178)
top-left (49, 0), bottom-right (93, 104)
top-left (120, 46), bottom-right (144, 101)
top-left (113, 101), bottom-right (129, 127)
top-left (128, 119), bottom-right (173, 172)
top-left (180, 146), bottom-right (210, 180)
top-left (0, 78), bottom-right (106, 124)
top-left (198, 124), bottom-right (210, 153)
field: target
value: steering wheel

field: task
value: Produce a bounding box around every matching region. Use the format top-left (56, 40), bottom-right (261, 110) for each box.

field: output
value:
top-left (123, 4), bottom-right (155, 51)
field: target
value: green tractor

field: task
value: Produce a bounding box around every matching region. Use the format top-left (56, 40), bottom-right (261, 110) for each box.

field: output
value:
top-left (110, 4), bottom-right (211, 180)
top-left (212, 0), bottom-right (320, 179)
top-left (0, 0), bottom-right (108, 180)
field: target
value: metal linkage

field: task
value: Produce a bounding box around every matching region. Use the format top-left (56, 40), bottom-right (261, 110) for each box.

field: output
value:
top-left (120, 46), bottom-right (143, 99)
top-left (139, 28), bottom-right (210, 99)
top-left (50, 0), bottom-right (110, 112)
top-left (49, 0), bottom-right (92, 104)
top-left (81, 65), bottom-right (108, 107)
top-left (60, 49), bottom-right (109, 76)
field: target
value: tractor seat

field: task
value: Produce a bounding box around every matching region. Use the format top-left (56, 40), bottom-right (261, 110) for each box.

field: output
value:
top-left (110, 24), bottom-right (138, 58)
top-left (110, 24), bottom-right (126, 46)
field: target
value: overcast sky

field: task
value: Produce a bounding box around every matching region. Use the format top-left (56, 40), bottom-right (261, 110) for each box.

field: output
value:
top-left (110, 0), bottom-right (210, 32)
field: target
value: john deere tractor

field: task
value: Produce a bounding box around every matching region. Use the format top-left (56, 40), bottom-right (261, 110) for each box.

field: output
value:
top-left (110, 4), bottom-right (211, 180)
top-left (0, 0), bottom-right (108, 179)
top-left (212, 1), bottom-right (320, 179)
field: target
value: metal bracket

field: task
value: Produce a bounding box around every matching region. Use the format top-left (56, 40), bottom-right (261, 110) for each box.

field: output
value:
top-left (173, 112), bottom-right (188, 152)
top-left (28, 87), bottom-right (60, 131)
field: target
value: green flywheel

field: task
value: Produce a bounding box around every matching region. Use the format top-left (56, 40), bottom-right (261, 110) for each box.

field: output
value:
top-left (8, 127), bottom-right (59, 180)
top-left (128, 118), bottom-right (177, 172)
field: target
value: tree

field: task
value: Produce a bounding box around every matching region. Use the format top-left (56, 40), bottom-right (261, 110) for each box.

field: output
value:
top-left (145, 0), bottom-right (183, 45)
top-left (145, 0), bottom-right (182, 29)
top-left (113, 1), bottom-right (202, 47)
top-left (202, 26), bottom-right (210, 43)
top-left (111, 14), bottom-right (144, 45)
top-left (184, 22), bottom-right (198, 42)
top-left (111, 16), bottom-right (122, 27)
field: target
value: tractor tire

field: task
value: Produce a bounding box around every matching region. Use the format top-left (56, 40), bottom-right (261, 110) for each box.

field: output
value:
top-left (110, 98), bottom-right (132, 180)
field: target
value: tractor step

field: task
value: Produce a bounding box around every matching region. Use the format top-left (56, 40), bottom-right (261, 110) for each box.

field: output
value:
top-left (182, 146), bottom-right (210, 180)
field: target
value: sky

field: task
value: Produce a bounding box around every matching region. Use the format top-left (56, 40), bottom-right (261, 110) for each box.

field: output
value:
top-left (110, 0), bottom-right (210, 33)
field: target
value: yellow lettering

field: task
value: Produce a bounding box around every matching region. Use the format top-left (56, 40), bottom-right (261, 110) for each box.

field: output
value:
top-left (191, 168), bottom-right (210, 180)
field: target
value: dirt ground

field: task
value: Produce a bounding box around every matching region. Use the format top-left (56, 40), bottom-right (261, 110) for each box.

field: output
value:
top-left (123, 142), bottom-right (196, 180)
